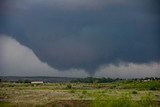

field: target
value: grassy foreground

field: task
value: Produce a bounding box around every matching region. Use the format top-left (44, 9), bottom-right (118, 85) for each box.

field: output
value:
top-left (0, 81), bottom-right (160, 107)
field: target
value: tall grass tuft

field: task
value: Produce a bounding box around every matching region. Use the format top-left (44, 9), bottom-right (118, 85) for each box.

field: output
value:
top-left (91, 93), bottom-right (156, 107)
top-left (140, 92), bottom-right (155, 107)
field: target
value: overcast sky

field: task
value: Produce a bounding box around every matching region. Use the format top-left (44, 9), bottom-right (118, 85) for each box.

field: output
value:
top-left (0, 0), bottom-right (160, 78)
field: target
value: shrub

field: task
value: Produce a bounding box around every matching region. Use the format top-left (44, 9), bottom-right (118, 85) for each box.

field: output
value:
top-left (69, 90), bottom-right (75, 93)
top-left (82, 90), bottom-right (87, 94)
top-left (132, 90), bottom-right (138, 94)
top-left (149, 86), bottom-right (156, 90)
top-left (66, 84), bottom-right (72, 89)
top-left (110, 85), bottom-right (116, 89)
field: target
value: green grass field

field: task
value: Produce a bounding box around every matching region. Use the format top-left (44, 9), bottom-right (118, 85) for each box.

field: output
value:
top-left (0, 81), bottom-right (160, 107)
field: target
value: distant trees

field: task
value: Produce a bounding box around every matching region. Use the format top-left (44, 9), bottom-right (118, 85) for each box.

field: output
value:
top-left (71, 77), bottom-right (122, 83)
top-left (16, 79), bottom-right (31, 83)
top-left (71, 77), bottom-right (160, 83)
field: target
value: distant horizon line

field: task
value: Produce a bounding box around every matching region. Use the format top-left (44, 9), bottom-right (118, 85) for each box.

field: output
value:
top-left (0, 76), bottom-right (160, 79)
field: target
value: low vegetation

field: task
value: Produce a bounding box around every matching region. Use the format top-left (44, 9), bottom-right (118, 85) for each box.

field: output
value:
top-left (0, 79), bottom-right (160, 107)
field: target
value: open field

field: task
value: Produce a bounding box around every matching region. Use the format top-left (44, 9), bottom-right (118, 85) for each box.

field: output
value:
top-left (0, 81), bottom-right (160, 107)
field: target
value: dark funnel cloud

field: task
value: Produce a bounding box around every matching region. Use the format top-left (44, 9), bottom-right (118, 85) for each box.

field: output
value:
top-left (0, 0), bottom-right (160, 73)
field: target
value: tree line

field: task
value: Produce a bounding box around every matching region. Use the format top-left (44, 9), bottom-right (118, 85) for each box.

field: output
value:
top-left (71, 77), bottom-right (160, 83)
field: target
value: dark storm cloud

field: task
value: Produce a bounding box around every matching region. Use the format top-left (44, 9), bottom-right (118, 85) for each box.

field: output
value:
top-left (0, 0), bottom-right (160, 73)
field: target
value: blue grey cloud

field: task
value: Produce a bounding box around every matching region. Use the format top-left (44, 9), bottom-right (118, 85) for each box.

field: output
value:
top-left (1, 36), bottom-right (160, 78)
top-left (0, 0), bottom-right (160, 74)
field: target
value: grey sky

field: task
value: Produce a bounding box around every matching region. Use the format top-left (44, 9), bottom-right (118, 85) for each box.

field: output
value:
top-left (0, 36), bottom-right (89, 77)
top-left (0, 36), bottom-right (159, 78)
top-left (0, 0), bottom-right (160, 77)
